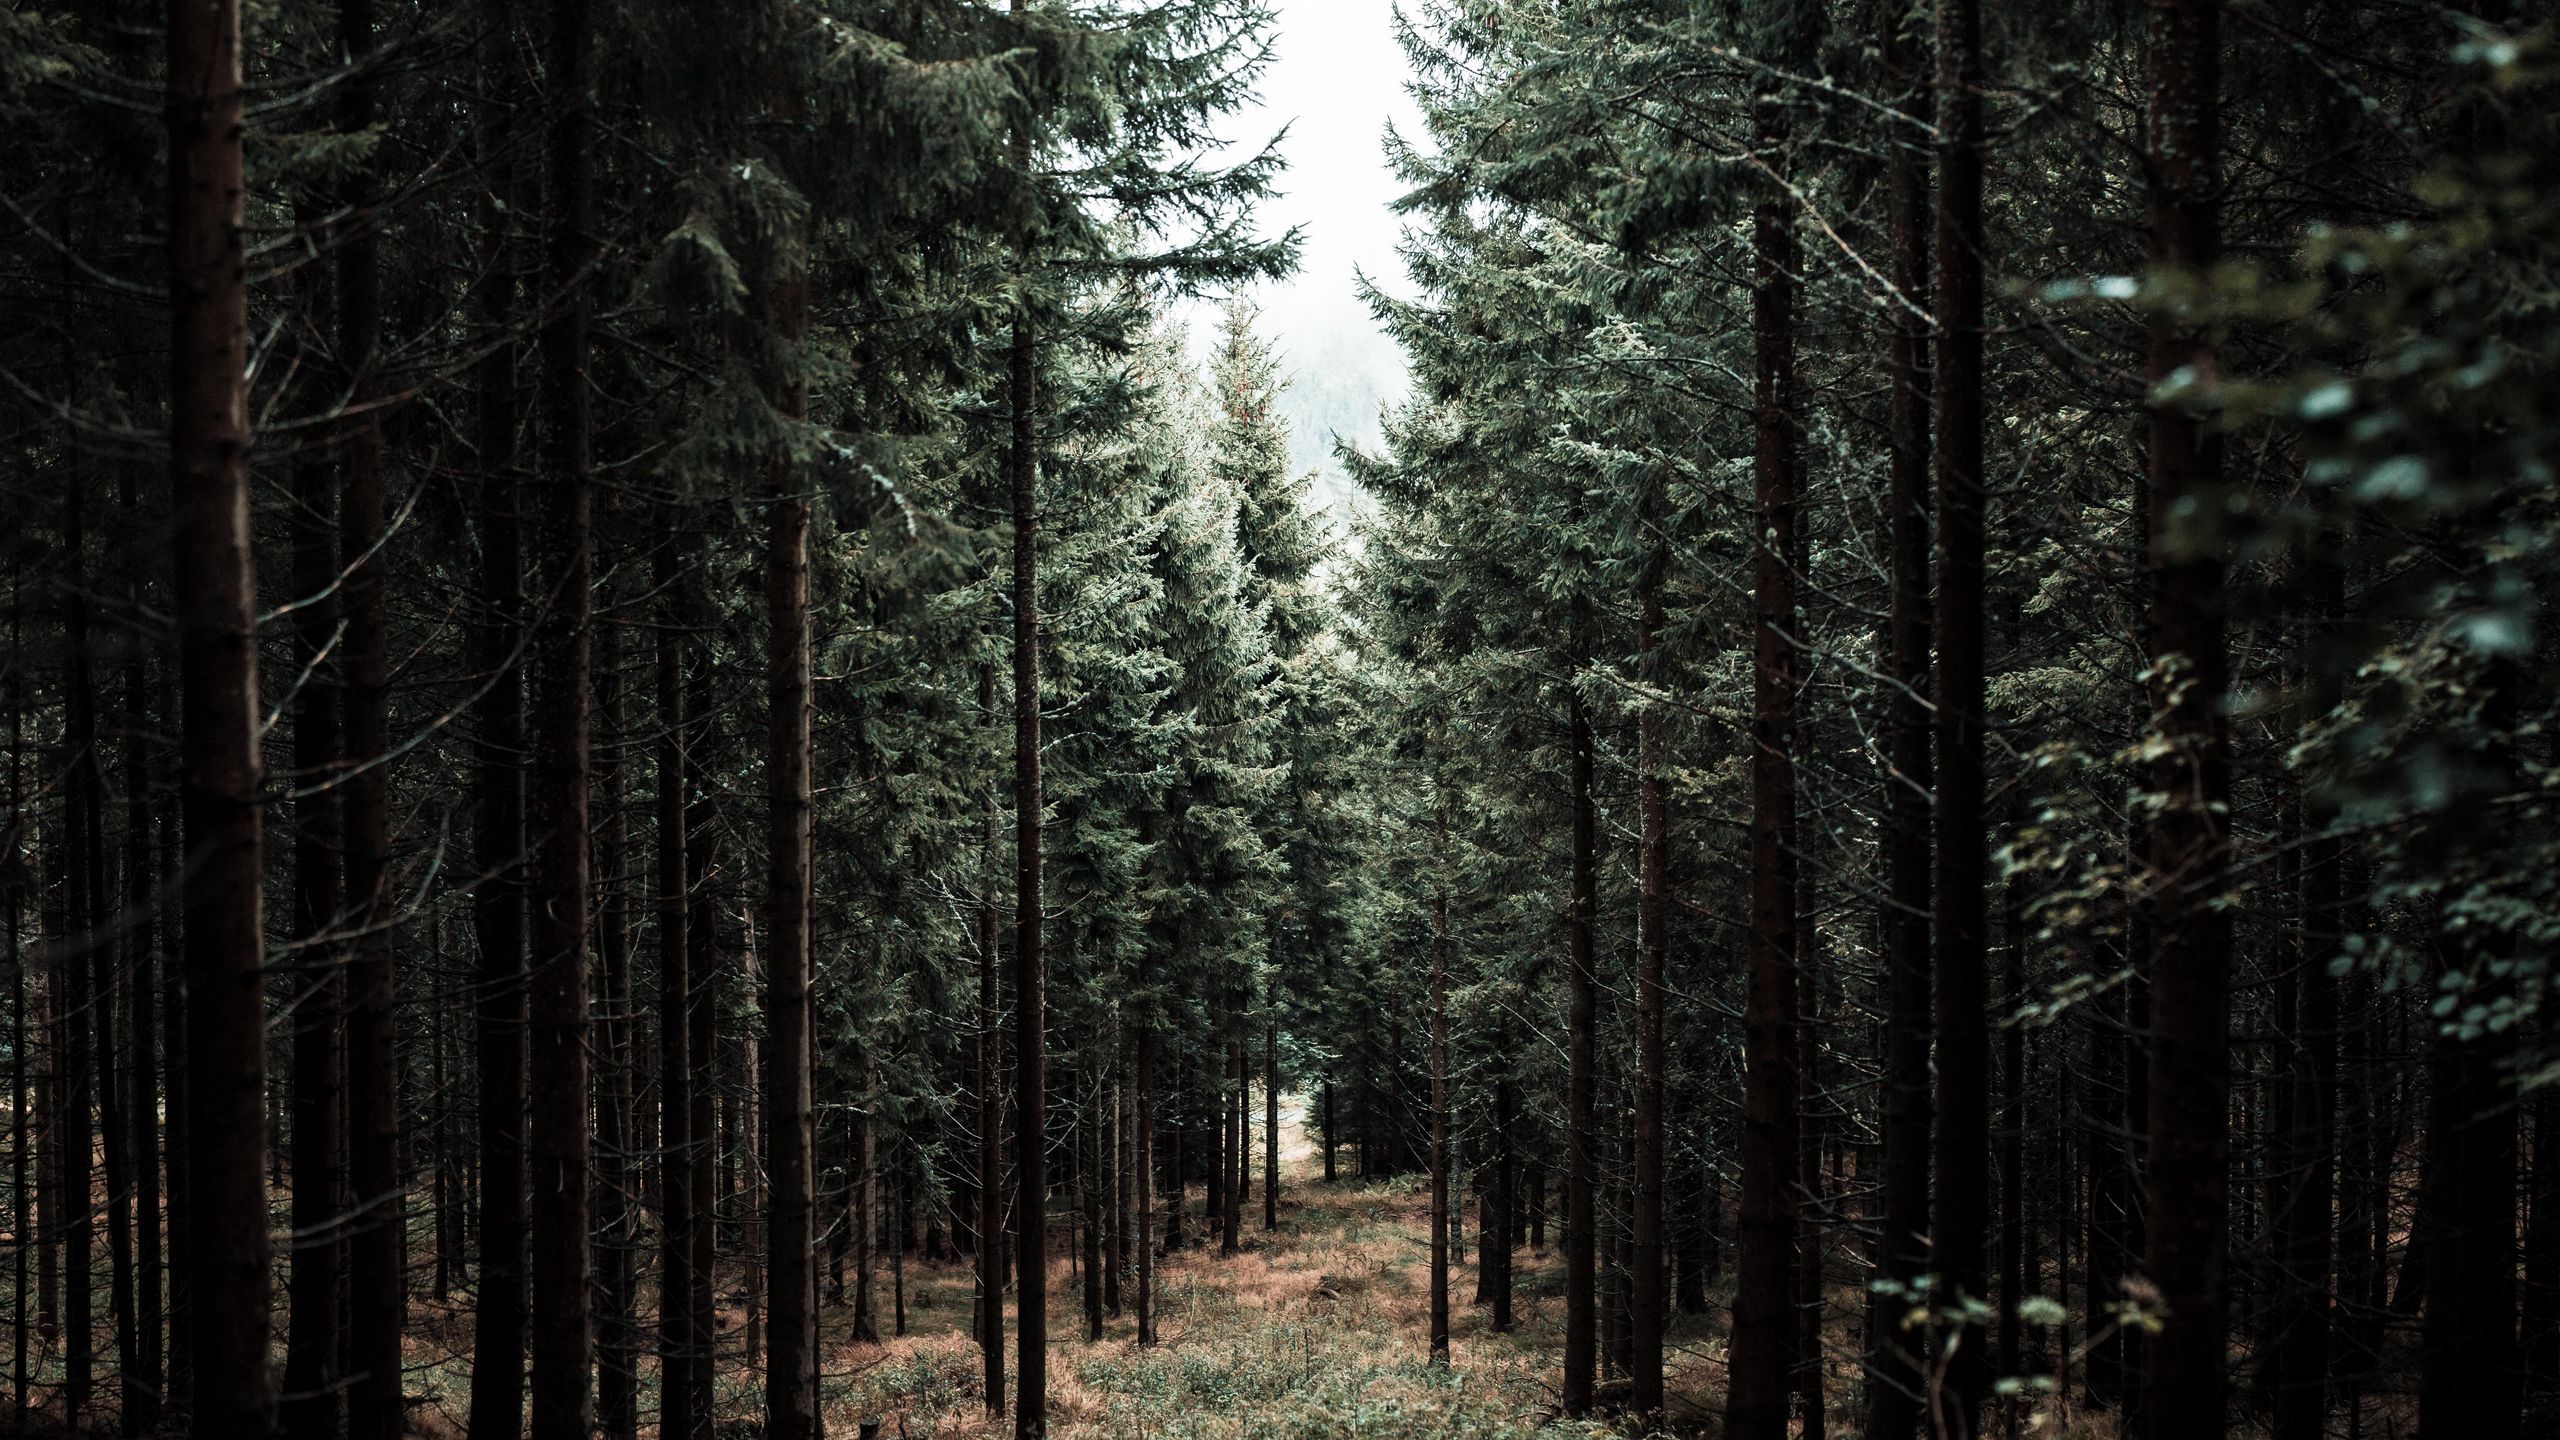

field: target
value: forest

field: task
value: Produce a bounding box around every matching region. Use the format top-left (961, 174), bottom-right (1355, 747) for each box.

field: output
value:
top-left (2, 0), bottom-right (2558, 1436)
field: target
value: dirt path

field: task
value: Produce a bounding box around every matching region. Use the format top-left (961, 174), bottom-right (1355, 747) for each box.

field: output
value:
top-left (827, 1096), bottom-right (1590, 1439)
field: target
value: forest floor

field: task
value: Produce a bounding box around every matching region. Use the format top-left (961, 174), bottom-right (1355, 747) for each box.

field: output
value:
top-left (795, 1100), bottom-right (1736, 1440)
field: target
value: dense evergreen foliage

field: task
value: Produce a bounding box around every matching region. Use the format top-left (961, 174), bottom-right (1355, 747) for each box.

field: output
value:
top-left (2, 0), bottom-right (2558, 1437)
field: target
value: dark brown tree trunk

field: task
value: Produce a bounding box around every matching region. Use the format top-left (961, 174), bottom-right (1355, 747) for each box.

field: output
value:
top-left (1264, 1021), bottom-right (1277, 1232)
top-left (2417, 952), bottom-right (2521, 1440)
top-left (595, 609), bottom-right (641, 1440)
top-left (284, 254), bottom-right (348, 1440)
top-left (978, 663), bottom-right (1008, 1407)
top-left (166, 0), bottom-right (276, 1416)
top-left (156, 744), bottom-right (190, 1408)
top-left (1430, 885), bottom-right (1451, 1364)
top-left (655, 535), bottom-right (700, 1440)
top-left (854, 1057), bottom-right (880, 1344)
top-left (1632, 485), bottom-right (1670, 1414)
top-left (1322, 1080), bottom-right (1336, 1183)
top-left (1727, 65), bottom-right (1804, 1440)
top-left (121, 556), bottom-right (162, 1433)
top-left (1931, 0), bottom-right (1992, 1433)
top-left (466, 4), bottom-right (529, 1427)
top-left (337, 3), bottom-right (404, 1421)
top-left (8, 670), bottom-right (26, 1428)
top-left (1998, 875), bottom-right (2027, 1438)
top-left (2526, 1092), bottom-right (2559, 1392)
top-left (1010, 290), bottom-right (1049, 1440)
top-left (1563, 687), bottom-right (1600, 1415)
top-left (2135, 5), bottom-right (2232, 1437)
top-left (526, 0), bottom-right (596, 1421)
top-left (683, 662), bottom-right (720, 1435)
top-left (1136, 955), bottom-right (1157, 1346)
top-left (1082, 1063), bottom-right (1104, 1342)
top-left (1866, 1), bottom-right (1935, 1434)
top-left (1491, 1078), bottom-right (1514, 1331)
top-left (2270, 561), bottom-right (2342, 1440)
top-left (61, 481), bottom-right (99, 1437)
top-left (763, 148), bottom-right (822, 1440)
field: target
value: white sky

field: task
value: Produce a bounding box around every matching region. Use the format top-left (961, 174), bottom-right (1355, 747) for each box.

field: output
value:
top-left (1187, 0), bottom-right (1424, 513)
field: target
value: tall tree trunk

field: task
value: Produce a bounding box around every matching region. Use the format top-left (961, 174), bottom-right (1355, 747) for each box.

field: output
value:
top-left (337, 0), bottom-right (405, 1421)
top-left (1135, 953), bottom-right (1157, 1347)
top-left (1930, 0), bottom-right (1992, 1433)
top-left (1264, 1021), bottom-right (1277, 1232)
top-left (762, 133), bottom-right (821, 1440)
top-left (466, 3), bottom-right (529, 1426)
top-left (2270, 558), bottom-right (2342, 1440)
top-left (978, 665), bottom-right (1008, 1409)
top-left (284, 262), bottom-right (347, 1440)
top-left (165, 0), bottom-right (276, 1416)
top-left (525, 0), bottom-right (596, 1421)
top-left (655, 535), bottom-right (700, 1440)
top-left (2135, 4), bottom-right (2231, 1437)
top-left (596, 607), bottom-right (641, 1440)
top-left (854, 1056), bottom-right (880, 1344)
top-left (1009, 286), bottom-right (1049, 1440)
top-left (1631, 482), bottom-right (1670, 1415)
top-left (156, 737), bottom-right (190, 1407)
top-left (1562, 686), bottom-right (1600, 1415)
top-left (683, 666), bottom-right (720, 1438)
top-left (1997, 874), bottom-right (2027, 1438)
top-left (1429, 885), bottom-right (1451, 1364)
top-left (60, 479), bottom-right (99, 1436)
top-left (2417, 940), bottom-right (2522, 1440)
top-left (1867, 0), bottom-right (1935, 1433)
top-left (1491, 1078), bottom-right (1514, 1331)
top-left (8, 666), bottom-right (26, 1429)
top-left (1322, 1080), bottom-right (1335, 1183)
top-left (121, 528), bottom-right (163, 1434)
top-left (1081, 1061), bottom-right (1104, 1341)
top-left (1727, 60), bottom-right (1804, 1440)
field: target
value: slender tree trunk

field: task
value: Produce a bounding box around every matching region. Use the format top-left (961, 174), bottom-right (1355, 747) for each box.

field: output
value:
top-left (1430, 885), bottom-right (1451, 1364)
top-left (156, 739), bottom-right (190, 1407)
top-left (1009, 284), bottom-right (1049, 1440)
top-left (284, 267), bottom-right (348, 1440)
top-left (853, 1057), bottom-right (880, 1344)
top-left (762, 150), bottom-right (822, 1440)
top-left (1997, 875), bottom-right (2028, 1439)
top-left (655, 535), bottom-right (700, 1440)
top-left (1727, 63), bottom-right (1805, 1440)
top-left (2270, 558), bottom-right (2342, 1440)
top-left (61, 480), bottom-right (98, 1437)
top-left (2418, 949), bottom-right (2522, 1440)
top-left (1322, 1081), bottom-right (1335, 1183)
top-left (1136, 954), bottom-right (1157, 1347)
top-left (1867, 1), bottom-right (1935, 1433)
top-left (122, 567), bottom-right (163, 1433)
top-left (1930, 0), bottom-right (1992, 1434)
top-left (1264, 1021), bottom-right (1277, 1232)
top-left (978, 666), bottom-right (1008, 1410)
top-left (166, 0), bottom-right (276, 1415)
top-left (9, 669), bottom-right (28, 1428)
top-left (2135, 5), bottom-right (2232, 1437)
top-left (337, 3), bottom-right (405, 1420)
top-left (1563, 687), bottom-right (1600, 1414)
top-left (1491, 1078), bottom-right (1514, 1331)
top-left (596, 610), bottom-right (641, 1440)
top-left (1632, 485), bottom-right (1670, 1414)
top-left (525, 0), bottom-right (596, 1420)
top-left (1082, 1063), bottom-right (1104, 1342)
top-left (466, 4), bottom-right (529, 1425)
top-left (682, 671), bottom-right (720, 1438)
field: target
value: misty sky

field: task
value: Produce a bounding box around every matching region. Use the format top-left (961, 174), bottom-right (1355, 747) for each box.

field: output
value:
top-left (1189, 0), bottom-right (1425, 512)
